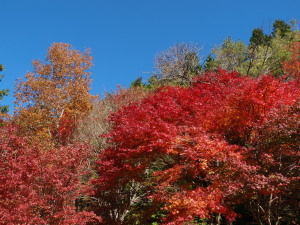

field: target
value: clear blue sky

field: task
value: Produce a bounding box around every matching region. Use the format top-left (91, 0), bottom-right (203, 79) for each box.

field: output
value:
top-left (1, 0), bottom-right (299, 112)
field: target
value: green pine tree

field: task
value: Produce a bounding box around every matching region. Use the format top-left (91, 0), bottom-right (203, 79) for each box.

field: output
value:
top-left (0, 64), bottom-right (9, 114)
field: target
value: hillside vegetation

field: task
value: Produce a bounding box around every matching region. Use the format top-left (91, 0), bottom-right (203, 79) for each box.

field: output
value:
top-left (1, 20), bottom-right (300, 225)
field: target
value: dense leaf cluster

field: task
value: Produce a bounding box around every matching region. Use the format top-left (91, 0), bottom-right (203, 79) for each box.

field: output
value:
top-left (93, 70), bottom-right (300, 224)
top-left (0, 127), bottom-right (100, 224)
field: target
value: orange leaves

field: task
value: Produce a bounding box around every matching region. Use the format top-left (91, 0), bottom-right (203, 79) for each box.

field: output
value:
top-left (14, 43), bottom-right (93, 146)
top-left (161, 188), bottom-right (237, 224)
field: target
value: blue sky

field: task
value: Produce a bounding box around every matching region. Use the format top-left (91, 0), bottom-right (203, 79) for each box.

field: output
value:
top-left (1, 0), bottom-right (299, 112)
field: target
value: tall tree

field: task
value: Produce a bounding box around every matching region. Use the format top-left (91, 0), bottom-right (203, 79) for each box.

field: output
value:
top-left (212, 20), bottom-right (298, 77)
top-left (14, 43), bottom-right (93, 145)
top-left (213, 37), bottom-right (247, 72)
top-left (154, 43), bottom-right (201, 85)
top-left (244, 20), bottom-right (296, 76)
top-left (272, 19), bottom-right (293, 38)
top-left (250, 28), bottom-right (271, 47)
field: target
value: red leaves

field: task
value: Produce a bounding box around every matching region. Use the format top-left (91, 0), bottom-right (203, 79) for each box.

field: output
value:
top-left (94, 70), bottom-right (300, 224)
top-left (283, 36), bottom-right (300, 78)
top-left (55, 110), bottom-right (77, 145)
top-left (0, 126), bottom-right (100, 224)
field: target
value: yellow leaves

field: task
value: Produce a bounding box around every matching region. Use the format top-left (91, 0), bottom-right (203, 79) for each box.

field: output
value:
top-left (14, 43), bottom-right (94, 146)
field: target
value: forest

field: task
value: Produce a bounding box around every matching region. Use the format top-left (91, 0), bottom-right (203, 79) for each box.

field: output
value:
top-left (0, 19), bottom-right (299, 225)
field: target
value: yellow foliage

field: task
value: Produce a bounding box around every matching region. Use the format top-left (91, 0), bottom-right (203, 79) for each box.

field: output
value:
top-left (14, 43), bottom-right (94, 147)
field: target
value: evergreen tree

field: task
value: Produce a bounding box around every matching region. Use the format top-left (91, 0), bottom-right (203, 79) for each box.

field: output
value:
top-left (213, 20), bottom-right (298, 77)
top-left (0, 64), bottom-right (9, 114)
top-left (272, 19), bottom-right (292, 38)
top-left (250, 28), bottom-right (271, 47)
top-left (203, 55), bottom-right (219, 72)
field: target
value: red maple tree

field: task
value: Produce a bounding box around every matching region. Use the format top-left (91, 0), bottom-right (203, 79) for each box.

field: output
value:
top-left (0, 126), bottom-right (100, 224)
top-left (93, 70), bottom-right (300, 224)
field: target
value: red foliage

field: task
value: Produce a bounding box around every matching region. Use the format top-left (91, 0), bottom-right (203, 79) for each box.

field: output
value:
top-left (283, 37), bottom-right (300, 78)
top-left (56, 110), bottom-right (77, 145)
top-left (0, 126), bottom-right (100, 224)
top-left (93, 70), bottom-right (300, 224)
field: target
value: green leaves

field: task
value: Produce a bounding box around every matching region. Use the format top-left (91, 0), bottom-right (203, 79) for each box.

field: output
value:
top-left (0, 64), bottom-right (9, 114)
top-left (212, 20), bottom-right (298, 77)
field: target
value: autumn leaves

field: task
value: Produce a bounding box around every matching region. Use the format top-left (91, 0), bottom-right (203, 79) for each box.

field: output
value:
top-left (94, 71), bottom-right (300, 224)
top-left (1, 30), bottom-right (300, 224)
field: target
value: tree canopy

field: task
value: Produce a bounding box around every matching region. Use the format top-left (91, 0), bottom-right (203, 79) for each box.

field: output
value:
top-left (212, 20), bottom-right (298, 77)
top-left (14, 43), bottom-right (94, 146)
top-left (92, 70), bottom-right (300, 224)
top-left (1, 19), bottom-right (300, 225)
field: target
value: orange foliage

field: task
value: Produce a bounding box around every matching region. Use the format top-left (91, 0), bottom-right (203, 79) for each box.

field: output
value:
top-left (14, 43), bottom-right (93, 146)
